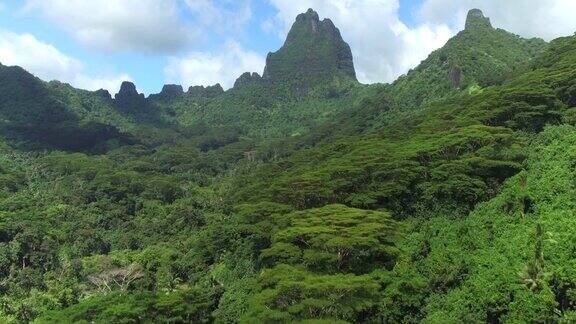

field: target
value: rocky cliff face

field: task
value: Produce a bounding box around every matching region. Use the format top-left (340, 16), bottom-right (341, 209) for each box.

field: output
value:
top-left (261, 8), bottom-right (357, 95)
top-left (94, 89), bottom-right (112, 101)
top-left (187, 84), bottom-right (224, 98)
top-left (150, 84), bottom-right (184, 102)
top-left (233, 72), bottom-right (262, 89)
top-left (114, 81), bottom-right (146, 112)
top-left (465, 9), bottom-right (493, 30)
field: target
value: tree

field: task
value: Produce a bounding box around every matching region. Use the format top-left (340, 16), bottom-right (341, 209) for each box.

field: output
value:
top-left (261, 204), bottom-right (398, 273)
top-left (520, 224), bottom-right (546, 291)
top-left (88, 263), bottom-right (144, 292)
top-left (243, 265), bottom-right (379, 323)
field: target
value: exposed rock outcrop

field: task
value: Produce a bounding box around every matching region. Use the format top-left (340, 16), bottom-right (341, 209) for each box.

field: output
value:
top-left (149, 84), bottom-right (184, 102)
top-left (187, 84), bottom-right (224, 99)
top-left (114, 81), bottom-right (146, 112)
top-left (233, 72), bottom-right (262, 89)
top-left (465, 9), bottom-right (493, 30)
top-left (94, 89), bottom-right (112, 101)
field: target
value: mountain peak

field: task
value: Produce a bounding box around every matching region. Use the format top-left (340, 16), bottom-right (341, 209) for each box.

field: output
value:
top-left (161, 84), bottom-right (184, 96)
top-left (261, 8), bottom-right (356, 95)
top-left (234, 72), bottom-right (262, 89)
top-left (115, 81), bottom-right (145, 111)
top-left (301, 8), bottom-right (319, 21)
top-left (95, 89), bottom-right (112, 101)
top-left (117, 81), bottom-right (138, 95)
top-left (148, 84), bottom-right (184, 102)
top-left (465, 9), bottom-right (492, 30)
top-left (187, 84), bottom-right (224, 98)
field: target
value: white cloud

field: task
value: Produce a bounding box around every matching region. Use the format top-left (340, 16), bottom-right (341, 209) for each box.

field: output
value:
top-left (266, 0), bottom-right (453, 84)
top-left (185, 0), bottom-right (222, 26)
top-left (20, 0), bottom-right (256, 53)
top-left (164, 40), bottom-right (265, 89)
top-left (0, 30), bottom-right (130, 93)
top-left (0, 30), bottom-right (83, 81)
top-left (261, 18), bottom-right (277, 35)
top-left (184, 0), bottom-right (253, 33)
top-left (419, 0), bottom-right (576, 41)
top-left (21, 0), bottom-right (194, 53)
top-left (9, 0), bottom-right (576, 93)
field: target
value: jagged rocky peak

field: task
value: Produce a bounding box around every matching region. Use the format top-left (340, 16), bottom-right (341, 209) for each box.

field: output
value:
top-left (114, 81), bottom-right (146, 111)
top-left (116, 81), bottom-right (141, 98)
top-left (187, 84), bottom-right (224, 98)
top-left (160, 84), bottom-right (184, 97)
top-left (234, 72), bottom-right (262, 89)
top-left (465, 9), bottom-right (492, 30)
top-left (262, 8), bottom-right (356, 92)
top-left (94, 89), bottom-right (112, 101)
top-left (149, 84), bottom-right (184, 101)
top-left (284, 8), bottom-right (322, 44)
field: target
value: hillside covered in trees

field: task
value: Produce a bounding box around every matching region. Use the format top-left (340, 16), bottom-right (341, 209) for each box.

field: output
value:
top-left (1, 7), bottom-right (576, 323)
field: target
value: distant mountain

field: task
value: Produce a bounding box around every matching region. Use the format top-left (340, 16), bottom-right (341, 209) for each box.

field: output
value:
top-left (143, 9), bottom-right (362, 139)
top-left (147, 84), bottom-right (225, 103)
top-left (235, 10), bottom-right (571, 217)
top-left (260, 8), bottom-right (357, 96)
top-left (0, 63), bottom-right (133, 151)
top-left (147, 84), bottom-right (184, 102)
top-left (115, 81), bottom-right (147, 113)
top-left (391, 9), bottom-right (547, 109)
top-left (0, 8), bottom-right (552, 149)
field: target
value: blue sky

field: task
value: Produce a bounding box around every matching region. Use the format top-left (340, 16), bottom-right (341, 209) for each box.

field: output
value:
top-left (1, 0), bottom-right (575, 95)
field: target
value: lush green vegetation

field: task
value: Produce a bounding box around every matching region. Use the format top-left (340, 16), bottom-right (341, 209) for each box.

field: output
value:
top-left (1, 7), bottom-right (576, 324)
top-left (397, 125), bottom-right (576, 322)
top-left (391, 9), bottom-right (546, 110)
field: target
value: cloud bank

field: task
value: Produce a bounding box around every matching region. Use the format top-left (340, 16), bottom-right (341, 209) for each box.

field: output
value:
top-left (164, 41), bottom-right (265, 90)
top-left (22, 0), bottom-right (194, 53)
top-left (0, 29), bottom-right (130, 93)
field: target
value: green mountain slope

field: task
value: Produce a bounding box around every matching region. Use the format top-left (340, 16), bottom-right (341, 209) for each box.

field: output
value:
top-left (150, 8), bottom-right (361, 140)
top-left (0, 64), bottom-right (134, 152)
top-left (272, 9), bottom-right (548, 147)
top-left (392, 9), bottom-right (546, 110)
top-left (226, 25), bottom-right (576, 323)
top-left (395, 125), bottom-right (576, 323)
top-left (234, 28), bottom-right (568, 216)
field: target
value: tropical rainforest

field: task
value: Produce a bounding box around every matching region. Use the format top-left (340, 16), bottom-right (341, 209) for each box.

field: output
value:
top-left (1, 7), bottom-right (576, 323)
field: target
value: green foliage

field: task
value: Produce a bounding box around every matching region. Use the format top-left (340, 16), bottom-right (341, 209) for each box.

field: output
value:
top-left (261, 205), bottom-right (398, 273)
top-left (391, 16), bottom-right (546, 110)
top-left (243, 265), bottom-right (379, 323)
top-left (35, 287), bottom-right (218, 323)
top-left (233, 29), bottom-right (574, 217)
top-left (395, 125), bottom-right (576, 323)
top-left (235, 204), bottom-right (400, 323)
